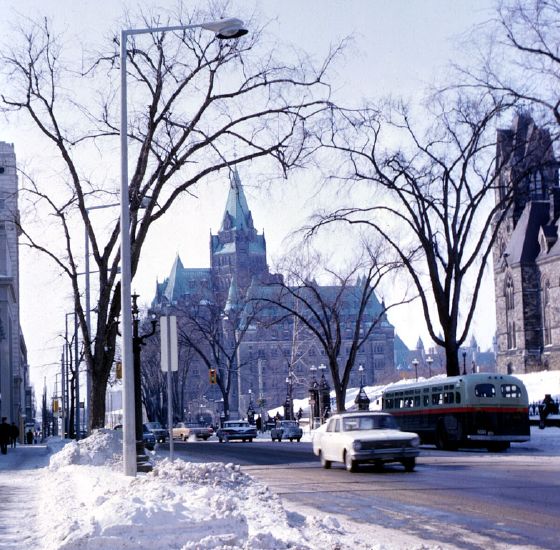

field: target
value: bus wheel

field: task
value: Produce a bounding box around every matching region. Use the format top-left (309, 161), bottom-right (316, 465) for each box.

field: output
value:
top-left (435, 423), bottom-right (447, 450)
top-left (487, 442), bottom-right (510, 452)
top-left (435, 422), bottom-right (456, 450)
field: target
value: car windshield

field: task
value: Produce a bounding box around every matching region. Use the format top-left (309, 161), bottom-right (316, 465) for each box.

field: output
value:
top-left (282, 421), bottom-right (298, 427)
top-left (146, 422), bottom-right (162, 430)
top-left (342, 415), bottom-right (398, 431)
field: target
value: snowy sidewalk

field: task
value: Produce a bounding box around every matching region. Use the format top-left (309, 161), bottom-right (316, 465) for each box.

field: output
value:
top-left (0, 444), bottom-right (50, 550)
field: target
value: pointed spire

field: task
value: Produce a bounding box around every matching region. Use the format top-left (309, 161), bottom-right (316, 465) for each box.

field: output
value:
top-left (224, 274), bottom-right (241, 315)
top-left (221, 168), bottom-right (254, 232)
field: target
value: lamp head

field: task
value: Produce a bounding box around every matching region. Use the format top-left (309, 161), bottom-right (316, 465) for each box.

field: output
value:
top-left (202, 18), bottom-right (248, 40)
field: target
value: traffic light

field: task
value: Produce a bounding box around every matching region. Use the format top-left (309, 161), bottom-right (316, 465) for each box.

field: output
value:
top-left (115, 361), bottom-right (122, 379)
top-left (53, 399), bottom-right (59, 413)
top-left (209, 368), bottom-right (217, 384)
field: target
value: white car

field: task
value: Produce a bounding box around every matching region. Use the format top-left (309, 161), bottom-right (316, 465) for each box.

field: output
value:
top-left (312, 411), bottom-right (420, 472)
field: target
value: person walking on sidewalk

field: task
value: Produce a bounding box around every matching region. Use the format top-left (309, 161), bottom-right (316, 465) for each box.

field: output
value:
top-left (0, 417), bottom-right (10, 454)
top-left (10, 422), bottom-right (19, 448)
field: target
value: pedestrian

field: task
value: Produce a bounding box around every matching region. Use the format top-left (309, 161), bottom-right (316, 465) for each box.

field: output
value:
top-left (9, 422), bottom-right (19, 449)
top-left (539, 394), bottom-right (558, 429)
top-left (26, 428), bottom-right (34, 445)
top-left (0, 417), bottom-right (10, 455)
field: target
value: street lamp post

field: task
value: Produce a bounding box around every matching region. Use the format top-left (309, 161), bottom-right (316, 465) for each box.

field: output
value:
top-left (412, 358), bottom-right (419, 381)
top-left (120, 17), bottom-right (248, 476)
top-left (131, 294), bottom-right (157, 472)
top-left (426, 356), bottom-right (433, 378)
top-left (462, 351), bottom-right (467, 375)
top-left (308, 365), bottom-right (319, 429)
top-left (354, 364), bottom-right (370, 411)
top-left (318, 364), bottom-right (330, 424)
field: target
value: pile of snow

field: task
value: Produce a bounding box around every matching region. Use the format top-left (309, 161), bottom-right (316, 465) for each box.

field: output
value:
top-left (49, 428), bottom-right (123, 469)
top-left (35, 430), bottom-right (370, 549)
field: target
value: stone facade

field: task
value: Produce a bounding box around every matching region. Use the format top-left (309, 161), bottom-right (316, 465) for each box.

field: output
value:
top-left (493, 115), bottom-right (560, 373)
top-left (0, 141), bottom-right (30, 424)
top-left (152, 169), bottom-right (398, 419)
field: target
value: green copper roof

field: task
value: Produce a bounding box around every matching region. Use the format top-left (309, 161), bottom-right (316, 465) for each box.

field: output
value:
top-left (221, 168), bottom-right (254, 232)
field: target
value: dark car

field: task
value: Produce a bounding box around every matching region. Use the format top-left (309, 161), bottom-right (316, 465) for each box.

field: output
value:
top-left (216, 421), bottom-right (257, 442)
top-left (113, 424), bottom-right (156, 450)
top-left (144, 421), bottom-right (167, 443)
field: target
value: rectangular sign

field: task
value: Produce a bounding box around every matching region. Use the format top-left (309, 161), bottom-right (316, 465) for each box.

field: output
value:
top-left (160, 315), bottom-right (178, 372)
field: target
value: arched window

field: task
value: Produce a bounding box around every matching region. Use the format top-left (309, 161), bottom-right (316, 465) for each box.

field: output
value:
top-left (505, 275), bottom-right (515, 349)
top-left (542, 278), bottom-right (552, 346)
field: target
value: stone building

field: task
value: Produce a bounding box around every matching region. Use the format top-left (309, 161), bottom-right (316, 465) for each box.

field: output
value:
top-left (0, 141), bottom-right (31, 425)
top-left (493, 114), bottom-right (560, 373)
top-left (152, 169), bottom-right (398, 419)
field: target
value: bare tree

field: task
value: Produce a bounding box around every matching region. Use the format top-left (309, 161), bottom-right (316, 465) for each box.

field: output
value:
top-left (460, 0), bottom-right (560, 128)
top-left (0, 6), bottom-right (340, 428)
top-left (253, 242), bottom-right (405, 412)
top-left (311, 94), bottom-right (522, 376)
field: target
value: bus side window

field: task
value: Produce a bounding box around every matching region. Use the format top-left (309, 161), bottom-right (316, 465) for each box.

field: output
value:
top-left (444, 392), bottom-right (454, 404)
top-left (414, 396), bottom-right (420, 407)
top-left (455, 392), bottom-right (461, 404)
top-left (423, 395), bottom-right (430, 406)
top-left (501, 384), bottom-right (521, 398)
top-left (386, 398), bottom-right (393, 409)
top-left (475, 384), bottom-right (496, 398)
top-left (432, 393), bottom-right (442, 405)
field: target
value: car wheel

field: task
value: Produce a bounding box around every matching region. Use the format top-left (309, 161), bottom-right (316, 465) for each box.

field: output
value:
top-left (182, 435), bottom-right (187, 442)
top-left (289, 438), bottom-right (293, 442)
top-left (218, 437), bottom-right (223, 443)
top-left (297, 438), bottom-right (301, 443)
top-left (278, 437), bottom-right (282, 442)
top-left (344, 451), bottom-right (357, 472)
top-left (319, 451), bottom-right (331, 469)
top-left (248, 438), bottom-right (253, 442)
top-left (402, 457), bottom-right (416, 472)
top-left (487, 442), bottom-right (510, 452)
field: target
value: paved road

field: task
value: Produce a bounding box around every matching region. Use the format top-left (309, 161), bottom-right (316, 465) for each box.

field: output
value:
top-left (166, 438), bottom-right (560, 549)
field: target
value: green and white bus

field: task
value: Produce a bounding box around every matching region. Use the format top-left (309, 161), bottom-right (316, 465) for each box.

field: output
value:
top-left (382, 373), bottom-right (530, 451)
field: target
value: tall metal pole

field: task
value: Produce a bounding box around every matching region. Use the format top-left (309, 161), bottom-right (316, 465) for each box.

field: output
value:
top-left (118, 17), bottom-right (246, 476)
top-left (120, 29), bottom-right (137, 477)
top-left (60, 351), bottom-right (65, 439)
top-left (74, 311), bottom-right (80, 440)
top-left (84, 222), bottom-right (91, 434)
top-left (166, 313), bottom-right (174, 461)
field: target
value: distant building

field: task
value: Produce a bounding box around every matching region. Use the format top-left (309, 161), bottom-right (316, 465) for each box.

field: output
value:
top-left (0, 142), bottom-right (31, 425)
top-left (493, 114), bottom-right (560, 373)
top-left (152, 169), bottom-right (400, 418)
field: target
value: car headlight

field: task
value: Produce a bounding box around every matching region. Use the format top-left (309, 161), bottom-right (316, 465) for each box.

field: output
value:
top-left (409, 436), bottom-right (420, 447)
top-left (352, 440), bottom-right (362, 451)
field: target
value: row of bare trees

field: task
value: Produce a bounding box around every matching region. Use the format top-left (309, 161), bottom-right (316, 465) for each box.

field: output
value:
top-left (1, 1), bottom-right (558, 425)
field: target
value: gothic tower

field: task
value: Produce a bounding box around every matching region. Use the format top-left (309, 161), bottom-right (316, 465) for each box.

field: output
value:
top-left (493, 114), bottom-right (560, 373)
top-left (210, 169), bottom-right (268, 306)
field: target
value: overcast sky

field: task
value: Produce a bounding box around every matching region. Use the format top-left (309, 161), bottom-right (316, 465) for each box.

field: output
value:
top-left (0, 0), bottom-right (498, 392)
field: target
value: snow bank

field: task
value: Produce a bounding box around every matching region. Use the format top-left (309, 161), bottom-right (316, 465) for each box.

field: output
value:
top-left (37, 430), bottom-right (369, 549)
top-left (49, 429), bottom-right (123, 469)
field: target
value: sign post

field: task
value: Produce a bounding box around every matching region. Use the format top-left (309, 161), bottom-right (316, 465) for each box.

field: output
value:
top-left (160, 314), bottom-right (178, 460)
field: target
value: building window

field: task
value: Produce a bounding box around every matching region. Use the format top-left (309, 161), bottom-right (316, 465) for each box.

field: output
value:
top-left (505, 275), bottom-right (516, 350)
top-left (542, 278), bottom-right (552, 346)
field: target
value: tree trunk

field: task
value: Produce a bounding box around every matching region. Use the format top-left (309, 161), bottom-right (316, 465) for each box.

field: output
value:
top-left (445, 342), bottom-right (461, 377)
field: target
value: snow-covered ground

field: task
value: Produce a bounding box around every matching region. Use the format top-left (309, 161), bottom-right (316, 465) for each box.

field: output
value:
top-left (0, 370), bottom-right (557, 550)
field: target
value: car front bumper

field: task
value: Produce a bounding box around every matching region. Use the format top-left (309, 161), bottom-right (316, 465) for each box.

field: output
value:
top-left (350, 447), bottom-right (419, 462)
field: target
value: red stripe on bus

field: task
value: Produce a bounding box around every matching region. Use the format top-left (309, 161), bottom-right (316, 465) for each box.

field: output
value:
top-left (388, 406), bottom-right (528, 416)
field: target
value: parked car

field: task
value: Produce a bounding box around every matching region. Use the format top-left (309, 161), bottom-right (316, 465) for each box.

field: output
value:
top-left (216, 421), bottom-right (257, 442)
top-left (113, 424), bottom-right (156, 451)
top-left (144, 421), bottom-right (167, 443)
top-left (312, 411), bottom-right (420, 472)
top-left (271, 420), bottom-right (303, 442)
top-left (172, 422), bottom-right (213, 441)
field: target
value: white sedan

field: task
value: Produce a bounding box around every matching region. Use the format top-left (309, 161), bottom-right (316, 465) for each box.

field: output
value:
top-left (312, 411), bottom-right (420, 472)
